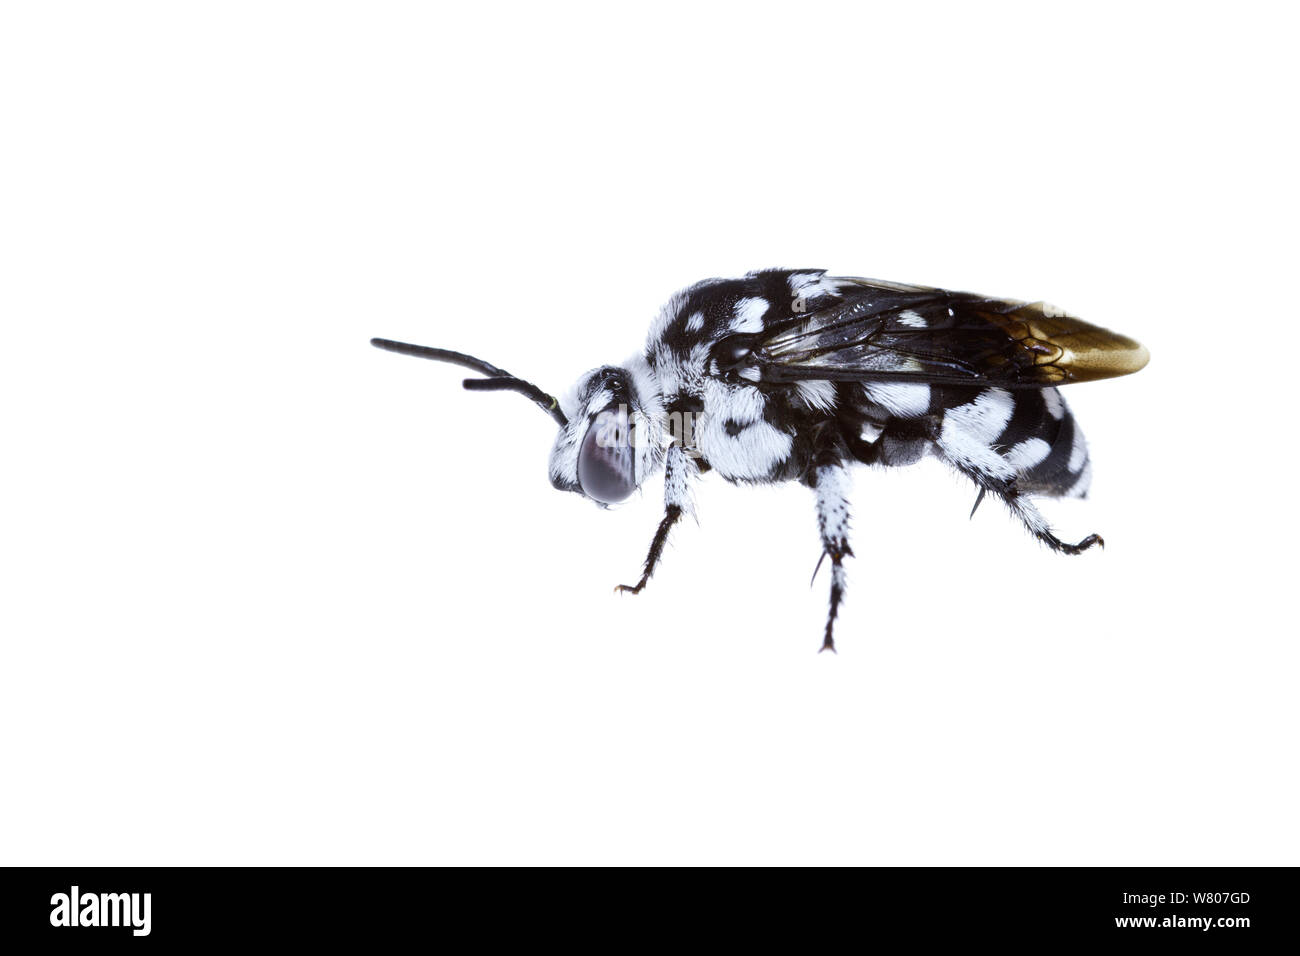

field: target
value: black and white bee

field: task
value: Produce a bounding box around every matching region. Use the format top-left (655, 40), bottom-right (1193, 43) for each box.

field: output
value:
top-left (373, 269), bottom-right (1148, 651)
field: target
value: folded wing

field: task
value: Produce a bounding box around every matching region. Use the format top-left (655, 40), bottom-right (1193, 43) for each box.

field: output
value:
top-left (750, 277), bottom-right (1149, 388)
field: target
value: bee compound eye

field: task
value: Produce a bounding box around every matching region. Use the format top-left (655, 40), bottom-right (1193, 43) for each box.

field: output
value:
top-left (577, 408), bottom-right (636, 504)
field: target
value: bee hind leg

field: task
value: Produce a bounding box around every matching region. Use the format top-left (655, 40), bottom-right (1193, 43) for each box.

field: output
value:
top-left (965, 471), bottom-right (1103, 554)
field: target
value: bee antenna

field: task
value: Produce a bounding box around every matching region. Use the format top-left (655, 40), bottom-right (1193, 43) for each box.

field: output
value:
top-left (461, 377), bottom-right (568, 425)
top-left (370, 338), bottom-right (567, 427)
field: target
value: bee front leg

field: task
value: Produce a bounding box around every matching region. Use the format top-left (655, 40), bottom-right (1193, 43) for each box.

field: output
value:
top-left (615, 445), bottom-right (698, 595)
top-left (810, 455), bottom-right (853, 654)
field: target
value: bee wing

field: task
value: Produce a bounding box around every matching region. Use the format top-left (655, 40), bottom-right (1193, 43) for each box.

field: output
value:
top-left (751, 277), bottom-right (1149, 388)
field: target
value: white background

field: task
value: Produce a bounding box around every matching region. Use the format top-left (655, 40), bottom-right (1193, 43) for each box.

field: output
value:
top-left (2, 2), bottom-right (1296, 865)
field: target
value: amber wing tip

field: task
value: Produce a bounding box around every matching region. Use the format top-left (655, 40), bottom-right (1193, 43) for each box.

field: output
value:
top-left (1131, 340), bottom-right (1151, 374)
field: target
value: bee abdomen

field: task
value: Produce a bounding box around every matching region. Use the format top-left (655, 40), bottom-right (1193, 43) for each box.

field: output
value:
top-left (924, 386), bottom-right (1092, 499)
top-left (1009, 390), bottom-right (1092, 499)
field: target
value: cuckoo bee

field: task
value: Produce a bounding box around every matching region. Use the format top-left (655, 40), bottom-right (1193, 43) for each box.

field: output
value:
top-left (372, 269), bottom-right (1148, 652)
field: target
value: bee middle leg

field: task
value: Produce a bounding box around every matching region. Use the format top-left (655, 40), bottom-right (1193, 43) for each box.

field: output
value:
top-left (807, 433), bottom-right (854, 653)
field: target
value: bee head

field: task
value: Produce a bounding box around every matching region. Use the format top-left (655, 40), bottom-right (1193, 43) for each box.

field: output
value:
top-left (370, 338), bottom-right (663, 507)
top-left (547, 357), bottom-right (665, 505)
